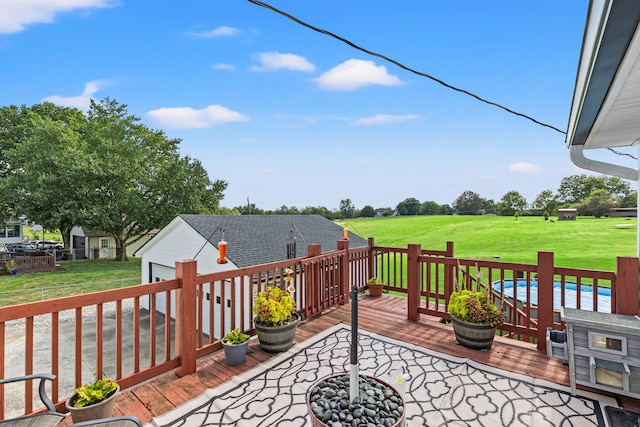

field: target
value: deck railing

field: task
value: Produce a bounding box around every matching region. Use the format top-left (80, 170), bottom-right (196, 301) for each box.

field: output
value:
top-left (0, 237), bottom-right (637, 418)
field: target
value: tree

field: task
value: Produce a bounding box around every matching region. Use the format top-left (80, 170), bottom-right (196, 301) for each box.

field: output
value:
top-left (576, 189), bottom-right (615, 218)
top-left (339, 199), bottom-right (356, 219)
top-left (78, 98), bottom-right (227, 260)
top-left (420, 201), bottom-right (440, 215)
top-left (557, 174), bottom-right (633, 204)
top-left (0, 104), bottom-right (87, 248)
top-left (453, 191), bottom-right (484, 215)
top-left (360, 205), bottom-right (376, 218)
top-left (396, 197), bottom-right (421, 215)
top-left (618, 191), bottom-right (637, 208)
top-left (497, 191), bottom-right (527, 216)
top-left (438, 204), bottom-right (453, 215)
top-left (531, 190), bottom-right (558, 215)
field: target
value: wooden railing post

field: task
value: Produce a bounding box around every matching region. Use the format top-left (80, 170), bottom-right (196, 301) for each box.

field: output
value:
top-left (407, 243), bottom-right (421, 321)
top-left (175, 259), bottom-right (197, 377)
top-left (615, 256), bottom-right (639, 315)
top-left (338, 239), bottom-right (350, 305)
top-left (306, 244), bottom-right (322, 316)
top-left (446, 241), bottom-right (454, 257)
top-left (367, 237), bottom-right (375, 279)
top-left (537, 251), bottom-right (554, 352)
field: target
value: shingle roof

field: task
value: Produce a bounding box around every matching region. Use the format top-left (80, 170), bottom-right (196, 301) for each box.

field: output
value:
top-left (179, 214), bottom-right (368, 268)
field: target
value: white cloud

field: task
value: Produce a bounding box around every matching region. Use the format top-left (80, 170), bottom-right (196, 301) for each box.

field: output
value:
top-left (213, 63), bottom-right (235, 71)
top-left (351, 114), bottom-right (418, 126)
top-left (250, 52), bottom-right (315, 72)
top-left (508, 162), bottom-right (541, 174)
top-left (145, 105), bottom-right (248, 129)
top-left (185, 26), bottom-right (241, 38)
top-left (0, 0), bottom-right (112, 34)
top-left (42, 79), bottom-right (112, 110)
top-left (314, 59), bottom-right (403, 91)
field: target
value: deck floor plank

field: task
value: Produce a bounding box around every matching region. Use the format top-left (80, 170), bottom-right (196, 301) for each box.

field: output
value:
top-left (109, 294), bottom-right (632, 424)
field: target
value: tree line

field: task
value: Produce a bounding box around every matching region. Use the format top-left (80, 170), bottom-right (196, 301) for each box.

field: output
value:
top-left (229, 174), bottom-right (636, 220)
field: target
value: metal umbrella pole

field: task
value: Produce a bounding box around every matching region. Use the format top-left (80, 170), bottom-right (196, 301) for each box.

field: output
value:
top-left (350, 284), bottom-right (359, 402)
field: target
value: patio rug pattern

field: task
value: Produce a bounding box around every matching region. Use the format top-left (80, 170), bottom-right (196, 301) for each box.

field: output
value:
top-left (147, 325), bottom-right (615, 427)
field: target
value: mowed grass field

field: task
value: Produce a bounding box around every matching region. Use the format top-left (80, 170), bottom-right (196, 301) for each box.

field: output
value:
top-left (0, 258), bottom-right (141, 306)
top-left (338, 215), bottom-right (637, 272)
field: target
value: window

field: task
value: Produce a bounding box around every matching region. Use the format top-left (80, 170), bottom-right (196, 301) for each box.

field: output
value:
top-left (588, 331), bottom-right (627, 355)
top-left (6, 224), bottom-right (20, 238)
top-left (100, 238), bottom-right (109, 248)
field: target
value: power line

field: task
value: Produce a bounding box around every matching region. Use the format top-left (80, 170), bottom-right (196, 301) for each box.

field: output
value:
top-left (248, 0), bottom-right (639, 162)
top-left (247, 0), bottom-right (567, 134)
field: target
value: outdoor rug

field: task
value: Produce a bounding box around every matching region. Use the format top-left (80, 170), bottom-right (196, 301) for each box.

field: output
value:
top-left (147, 324), bottom-right (617, 427)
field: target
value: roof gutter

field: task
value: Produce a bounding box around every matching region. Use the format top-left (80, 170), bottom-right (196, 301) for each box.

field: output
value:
top-left (569, 144), bottom-right (638, 181)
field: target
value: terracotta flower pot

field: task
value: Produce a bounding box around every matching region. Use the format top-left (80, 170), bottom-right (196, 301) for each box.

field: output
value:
top-left (368, 283), bottom-right (384, 297)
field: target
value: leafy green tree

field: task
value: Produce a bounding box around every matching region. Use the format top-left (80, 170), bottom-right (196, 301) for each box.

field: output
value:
top-left (618, 191), bottom-right (637, 208)
top-left (360, 205), bottom-right (376, 217)
top-left (482, 199), bottom-right (497, 215)
top-left (557, 174), bottom-right (633, 204)
top-left (301, 206), bottom-right (336, 220)
top-left (397, 197), bottom-right (421, 215)
top-left (339, 199), bottom-right (356, 219)
top-left (453, 191), bottom-right (484, 215)
top-left (497, 191), bottom-right (527, 216)
top-left (418, 201), bottom-right (438, 215)
top-left (2, 112), bottom-right (86, 249)
top-left (576, 189), bottom-right (615, 218)
top-left (78, 98), bottom-right (227, 260)
top-left (274, 205), bottom-right (300, 215)
top-left (438, 204), bottom-right (453, 215)
top-left (531, 190), bottom-right (558, 215)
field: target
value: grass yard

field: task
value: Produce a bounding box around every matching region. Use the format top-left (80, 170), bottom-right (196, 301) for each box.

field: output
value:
top-left (338, 215), bottom-right (637, 272)
top-left (0, 258), bottom-right (141, 306)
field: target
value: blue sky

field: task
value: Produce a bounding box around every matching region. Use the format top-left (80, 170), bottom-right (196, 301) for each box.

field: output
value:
top-left (1, 1), bottom-right (633, 211)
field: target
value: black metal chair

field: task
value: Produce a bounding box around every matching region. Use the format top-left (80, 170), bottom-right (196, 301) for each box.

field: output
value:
top-left (0, 374), bottom-right (65, 427)
top-left (0, 374), bottom-right (142, 427)
top-left (70, 416), bottom-right (142, 427)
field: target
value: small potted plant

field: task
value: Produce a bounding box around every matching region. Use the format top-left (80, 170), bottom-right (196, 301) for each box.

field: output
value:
top-left (253, 268), bottom-right (300, 352)
top-left (367, 276), bottom-right (385, 297)
top-left (222, 328), bottom-right (250, 366)
top-left (448, 289), bottom-right (504, 351)
top-left (3, 259), bottom-right (17, 275)
top-left (65, 378), bottom-right (119, 423)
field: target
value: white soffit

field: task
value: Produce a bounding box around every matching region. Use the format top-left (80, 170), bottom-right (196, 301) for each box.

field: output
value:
top-left (587, 26), bottom-right (640, 149)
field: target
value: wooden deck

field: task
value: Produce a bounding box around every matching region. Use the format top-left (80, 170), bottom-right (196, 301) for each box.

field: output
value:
top-left (78, 294), bottom-right (639, 424)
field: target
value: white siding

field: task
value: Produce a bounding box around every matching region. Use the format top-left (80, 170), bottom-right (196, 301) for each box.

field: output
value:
top-left (138, 217), bottom-right (246, 339)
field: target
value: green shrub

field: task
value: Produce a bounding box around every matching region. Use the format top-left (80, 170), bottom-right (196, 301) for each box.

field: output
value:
top-left (449, 290), bottom-right (503, 326)
top-left (223, 328), bottom-right (250, 345)
top-left (71, 378), bottom-right (118, 407)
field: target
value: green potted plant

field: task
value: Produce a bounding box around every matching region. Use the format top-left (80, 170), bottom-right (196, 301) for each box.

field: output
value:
top-left (367, 276), bottom-right (385, 297)
top-left (3, 259), bottom-right (17, 275)
top-left (65, 378), bottom-right (119, 423)
top-left (252, 269), bottom-right (299, 352)
top-left (222, 328), bottom-right (250, 366)
top-left (448, 289), bottom-right (504, 351)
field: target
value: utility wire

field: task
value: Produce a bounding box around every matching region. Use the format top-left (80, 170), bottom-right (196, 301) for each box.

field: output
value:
top-left (248, 0), bottom-right (567, 134)
top-left (248, 0), bottom-right (639, 161)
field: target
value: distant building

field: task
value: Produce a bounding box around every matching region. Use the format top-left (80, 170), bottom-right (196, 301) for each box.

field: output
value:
top-left (609, 208), bottom-right (637, 218)
top-left (558, 208), bottom-right (577, 220)
top-left (0, 220), bottom-right (23, 245)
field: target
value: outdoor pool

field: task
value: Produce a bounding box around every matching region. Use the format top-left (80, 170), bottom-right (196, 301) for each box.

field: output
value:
top-left (492, 280), bottom-right (611, 313)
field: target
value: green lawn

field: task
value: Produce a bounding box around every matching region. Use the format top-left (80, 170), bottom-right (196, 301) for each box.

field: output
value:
top-left (338, 215), bottom-right (637, 272)
top-left (0, 258), bottom-right (141, 306)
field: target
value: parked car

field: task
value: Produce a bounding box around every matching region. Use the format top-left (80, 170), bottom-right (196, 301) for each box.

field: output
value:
top-left (33, 240), bottom-right (64, 250)
top-left (7, 242), bottom-right (38, 251)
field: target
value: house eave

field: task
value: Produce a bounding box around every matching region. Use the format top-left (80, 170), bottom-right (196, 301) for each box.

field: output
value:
top-left (567, 0), bottom-right (640, 150)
